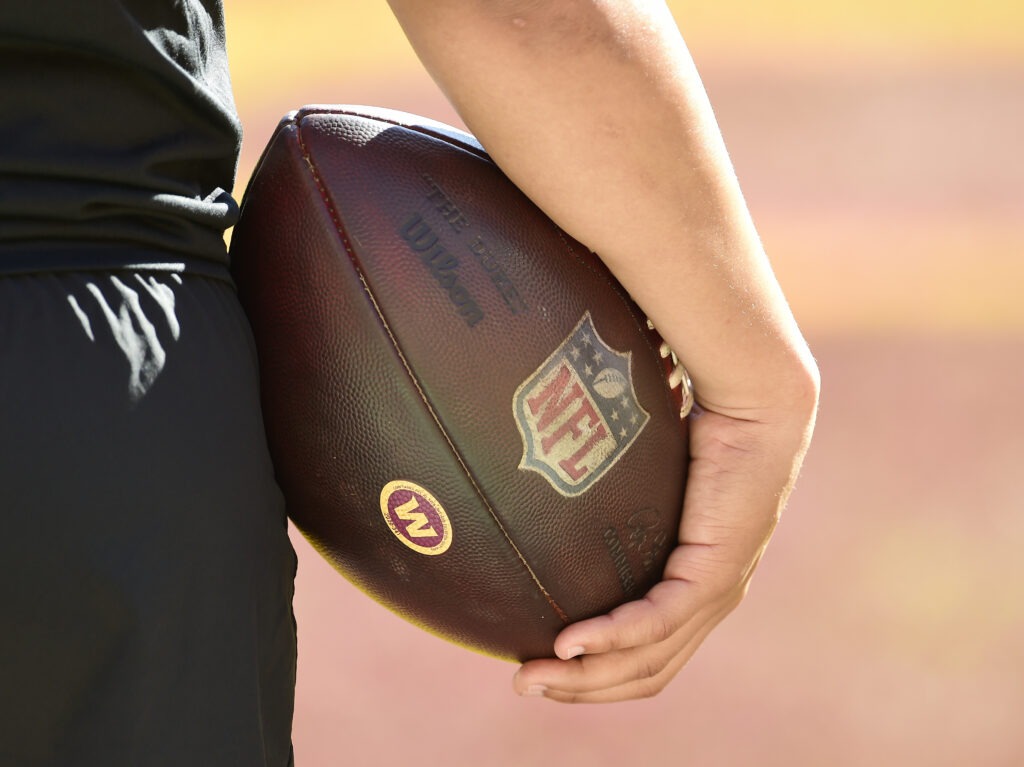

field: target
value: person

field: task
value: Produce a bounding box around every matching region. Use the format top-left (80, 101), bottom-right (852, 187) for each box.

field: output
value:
top-left (0, 0), bottom-right (818, 763)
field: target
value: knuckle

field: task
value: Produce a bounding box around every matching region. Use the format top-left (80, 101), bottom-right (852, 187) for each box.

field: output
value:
top-left (636, 655), bottom-right (663, 681)
top-left (635, 678), bottom-right (666, 699)
top-left (647, 609), bottom-right (675, 644)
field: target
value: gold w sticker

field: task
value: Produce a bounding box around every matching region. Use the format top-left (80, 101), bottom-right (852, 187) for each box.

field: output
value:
top-left (393, 497), bottom-right (438, 538)
top-left (379, 480), bottom-right (453, 556)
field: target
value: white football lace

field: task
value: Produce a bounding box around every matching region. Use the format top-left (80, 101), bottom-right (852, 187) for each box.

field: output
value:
top-left (648, 320), bottom-right (695, 419)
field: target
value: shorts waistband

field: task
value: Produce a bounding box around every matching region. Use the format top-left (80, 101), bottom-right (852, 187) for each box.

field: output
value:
top-left (0, 241), bottom-right (234, 283)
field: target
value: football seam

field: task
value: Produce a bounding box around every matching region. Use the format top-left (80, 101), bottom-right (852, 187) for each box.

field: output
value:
top-left (292, 115), bottom-right (571, 627)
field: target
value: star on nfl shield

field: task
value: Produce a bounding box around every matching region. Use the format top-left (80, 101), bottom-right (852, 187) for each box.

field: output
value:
top-left (513, 312), bottom-right (650, 496)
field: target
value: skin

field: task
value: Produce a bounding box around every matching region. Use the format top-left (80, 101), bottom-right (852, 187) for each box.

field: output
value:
top-left (387, 0), bottom-right (820, 703)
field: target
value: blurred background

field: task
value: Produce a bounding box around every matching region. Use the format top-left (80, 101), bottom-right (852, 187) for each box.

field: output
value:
top-left (224, 2), bottom-right (1023, 764)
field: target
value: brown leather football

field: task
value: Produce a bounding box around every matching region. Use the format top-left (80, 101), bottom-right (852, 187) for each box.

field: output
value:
top-left (229, 106), bottom-right (690, 662)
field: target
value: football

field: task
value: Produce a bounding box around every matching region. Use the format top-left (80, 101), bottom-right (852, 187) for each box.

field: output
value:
top-left (229, 106), bottom-right (690, 662)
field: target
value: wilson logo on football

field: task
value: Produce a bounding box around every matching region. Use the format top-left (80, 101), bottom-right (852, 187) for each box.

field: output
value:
top-left (379, 480), bottom-right (453, 556)
top-left (513, 312), bottom-right (649, 496)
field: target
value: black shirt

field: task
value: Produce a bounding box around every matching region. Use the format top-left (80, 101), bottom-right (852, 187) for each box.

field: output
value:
top-left (0, 0), bottom-right (241, 272)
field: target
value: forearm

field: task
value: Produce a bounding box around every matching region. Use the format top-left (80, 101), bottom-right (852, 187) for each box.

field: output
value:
top-left (387, 0), bottom-right (818, 424)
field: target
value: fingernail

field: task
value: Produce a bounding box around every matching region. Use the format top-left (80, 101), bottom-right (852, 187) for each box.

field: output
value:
top-left (563, 645), bottom-right (586, 659)
top-left (523, 684), bottom-right (548, 697)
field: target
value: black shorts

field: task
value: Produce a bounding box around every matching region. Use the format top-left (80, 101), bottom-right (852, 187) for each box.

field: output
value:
top-left (0, 268), bottom-right (297, 766)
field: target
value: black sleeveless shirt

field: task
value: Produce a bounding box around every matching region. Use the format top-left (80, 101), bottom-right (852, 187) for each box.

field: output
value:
top-left (0, 0), bottom-right (241, 272)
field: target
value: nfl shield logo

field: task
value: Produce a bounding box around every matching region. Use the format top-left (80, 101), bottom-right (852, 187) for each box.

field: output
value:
top-left (513, 312), bottom-right (650, 496)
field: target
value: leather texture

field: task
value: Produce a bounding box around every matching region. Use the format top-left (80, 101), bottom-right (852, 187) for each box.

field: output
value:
top-left (230, 106), bottom-right (688, 662)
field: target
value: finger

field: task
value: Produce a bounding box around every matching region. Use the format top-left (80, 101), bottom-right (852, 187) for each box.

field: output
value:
top-left (520, 606), bottom-right (728, 703)
top-left (514, 618), bottom-right (689, 696)
top-left (551, 537), bottom-right (749, 660)
top-left (515, 590), bottom-right (736, 696)
top-left (548, 570), bottom-right (701, 660)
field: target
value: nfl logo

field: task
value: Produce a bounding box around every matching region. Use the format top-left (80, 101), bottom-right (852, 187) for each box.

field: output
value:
top-left (513, 312), bottom-right (650, 497)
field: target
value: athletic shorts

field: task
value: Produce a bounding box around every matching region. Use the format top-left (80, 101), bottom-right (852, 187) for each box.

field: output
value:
top-left (0, 267), bottom-right (297, 766)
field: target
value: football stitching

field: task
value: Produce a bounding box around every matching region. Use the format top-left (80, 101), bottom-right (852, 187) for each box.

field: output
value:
top-left (293, 113), bottom-right (571, 628)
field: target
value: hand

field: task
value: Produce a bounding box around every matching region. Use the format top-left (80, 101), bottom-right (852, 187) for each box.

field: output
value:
top-left (512, 392), bottom-right (817, 703)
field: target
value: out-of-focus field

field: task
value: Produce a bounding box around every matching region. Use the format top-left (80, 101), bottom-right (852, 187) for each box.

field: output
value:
top-left (224, 2), bottom-right (1024, 764)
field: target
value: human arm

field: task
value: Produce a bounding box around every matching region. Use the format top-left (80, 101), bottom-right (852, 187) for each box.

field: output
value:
top-left (386, 0), bottom-right (820, 702)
